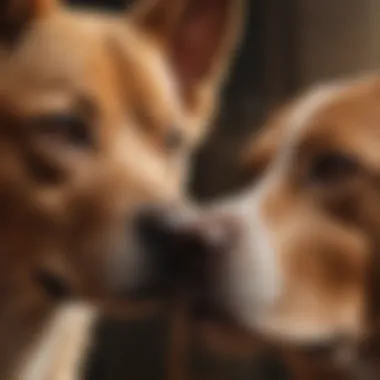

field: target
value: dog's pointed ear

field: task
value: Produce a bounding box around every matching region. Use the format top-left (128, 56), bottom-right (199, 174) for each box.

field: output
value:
top-left (0, 0), bottom-right (58, 44)
top-left (131, 0), bottom-right (246, 107)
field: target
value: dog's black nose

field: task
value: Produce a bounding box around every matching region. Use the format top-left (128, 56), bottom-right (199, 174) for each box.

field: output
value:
top-left (135, 207), bottom-right (177, 250)
top-left (134, 206), bottom-right (238, 292)
top-left (135, 207), bottom-right (201, 286)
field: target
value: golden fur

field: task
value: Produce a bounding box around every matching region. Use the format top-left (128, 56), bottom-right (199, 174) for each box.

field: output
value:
top-left (0, 0), bottom-right (245, 378)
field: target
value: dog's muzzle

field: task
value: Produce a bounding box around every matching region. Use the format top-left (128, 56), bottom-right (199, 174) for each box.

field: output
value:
top-left (133, 206), bottom-right (239, 306)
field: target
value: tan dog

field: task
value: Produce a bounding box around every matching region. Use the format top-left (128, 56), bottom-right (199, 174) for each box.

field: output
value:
top-left (149, 74), bottom-right (380, 378)
top-left (0, 0), bottom-right (244, 378)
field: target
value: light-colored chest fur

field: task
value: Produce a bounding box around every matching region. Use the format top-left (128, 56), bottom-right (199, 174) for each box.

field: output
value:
top-left (14, 303), bottom-right (97, 380)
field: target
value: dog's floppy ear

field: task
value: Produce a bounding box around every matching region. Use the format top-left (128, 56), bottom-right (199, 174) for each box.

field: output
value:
top-left (131, 0), bottom-right (246, 108)
top-left (0, 0), bottom-right (58, 44)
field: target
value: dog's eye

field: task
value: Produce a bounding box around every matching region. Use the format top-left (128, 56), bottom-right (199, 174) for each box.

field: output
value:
top-left (164, 128), bottom-right (184, 152)
top-left (308, 152), bottom-right (358, 184)
top-left (34, 113), bottom-right (92, 147)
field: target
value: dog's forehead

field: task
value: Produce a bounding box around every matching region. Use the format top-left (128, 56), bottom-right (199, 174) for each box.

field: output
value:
top-left (277, 76), bottom-right (380, 156)
top-left (0, 11), bottom-right (179, 120)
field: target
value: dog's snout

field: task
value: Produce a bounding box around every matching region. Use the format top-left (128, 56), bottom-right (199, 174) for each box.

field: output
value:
top-left (135, 207), bottom-right (239, 289)
top-left (135, 207), bottom-right (172, 245)
top-left (134, 207), bottom-right (200, 293)
top-left (134, 206), bottom-right (200, 262)
top-left (136, 207), bottom-right (237, 254)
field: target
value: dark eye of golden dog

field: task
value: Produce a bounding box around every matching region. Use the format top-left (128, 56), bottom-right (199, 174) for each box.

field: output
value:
top-left (33, 113), bottom-right (92, 148)
top-left (307, 151), bottom-right (359, 185)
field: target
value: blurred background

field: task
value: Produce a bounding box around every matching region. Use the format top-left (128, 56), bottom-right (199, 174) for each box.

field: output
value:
top-left (66, 1), bottom-right (380, 379)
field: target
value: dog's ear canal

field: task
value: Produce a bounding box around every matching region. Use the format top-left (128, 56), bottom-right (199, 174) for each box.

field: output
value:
top-left (0, 0), bottom-right (58, 45)
top-left (130, 0), bottom-right (246, 107)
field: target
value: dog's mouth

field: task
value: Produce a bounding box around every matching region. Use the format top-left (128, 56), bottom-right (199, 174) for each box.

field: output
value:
top-left (126, 218), bottom-right (208, 302)
top-left (130, 205), bottom-right (242, 330)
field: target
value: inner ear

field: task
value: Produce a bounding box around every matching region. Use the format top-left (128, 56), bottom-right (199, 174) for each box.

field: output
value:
top-left (131, 0), bottom-right (245, 99)
top-left (171, 0), bottom-right (230, 85)
top-left (0, 0), bottom-right (57, 45)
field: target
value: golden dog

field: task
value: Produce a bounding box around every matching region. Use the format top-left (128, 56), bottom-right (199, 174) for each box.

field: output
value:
top-left (0, 0), bottom-right (244, 378)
